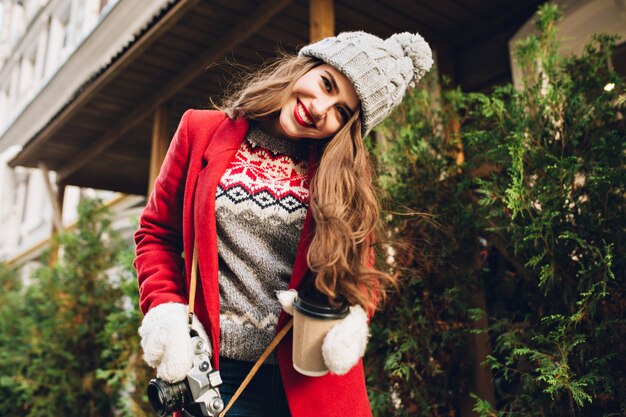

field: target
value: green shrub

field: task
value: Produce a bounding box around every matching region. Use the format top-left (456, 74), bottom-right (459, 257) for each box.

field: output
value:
top-left (0, 199), bottom-right (151, 417)
top-left (366, 4), bottom-right (625, 417)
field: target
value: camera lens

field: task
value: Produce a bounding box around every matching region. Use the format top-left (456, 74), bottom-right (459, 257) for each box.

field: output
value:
top-left (147, 378), bottom-right (188, 416)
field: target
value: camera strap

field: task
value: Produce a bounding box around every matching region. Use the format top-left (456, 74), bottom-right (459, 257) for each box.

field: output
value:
top-left (188, 243), bottom-right (199, 326)
top-left (188, 240), bottom-right (293, 417)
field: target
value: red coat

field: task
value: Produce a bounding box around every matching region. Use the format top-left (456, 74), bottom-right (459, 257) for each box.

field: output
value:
top-left (134, 109), bottom-right (373, 417)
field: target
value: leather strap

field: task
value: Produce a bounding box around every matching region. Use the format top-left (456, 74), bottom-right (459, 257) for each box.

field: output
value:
top-left (188, 240), bottom-right (293, 416)
top-left (188, 243), bottom-right (199, 326)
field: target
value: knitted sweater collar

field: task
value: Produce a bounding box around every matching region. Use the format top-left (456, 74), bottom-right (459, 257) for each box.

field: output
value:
top-left (246, 123), bottom-right (310, 161)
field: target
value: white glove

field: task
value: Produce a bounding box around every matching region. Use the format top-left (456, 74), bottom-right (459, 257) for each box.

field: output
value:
top-left (276, 289), bottom-right (370, 375)
top-left (138, 302), bottom-right (211, 382)
top-left (276, 289), bottom-right (297, 315)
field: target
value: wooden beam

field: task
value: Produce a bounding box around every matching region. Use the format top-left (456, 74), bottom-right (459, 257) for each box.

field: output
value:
top-left (39, 162), bottom-right (64, 233)
top-left (148, 105), bottom-right (170, 196)
top-left (48, 181), bottom-right (66, 266)
top-left (310, 0), bottom-right (334, 41)
top-left (56, 181), bottom-right (66, 229)
top-left (57, 0), bottom-right (293, 182)
top-left (449, 98), bottom-right (494, 416)
top-left (14, 0), bottom-right (201, 166)
top-left (434, 41), bottom-right (458, 89)
top-left (460, 269), bottom-right (496, 417)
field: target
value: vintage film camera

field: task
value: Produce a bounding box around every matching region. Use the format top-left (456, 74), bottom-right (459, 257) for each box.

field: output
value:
top-left (147, 330), bottom-right (224, 417)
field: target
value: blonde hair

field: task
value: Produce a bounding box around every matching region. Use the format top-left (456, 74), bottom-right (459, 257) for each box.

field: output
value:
top-left (219, 53), bottom-right (396, 311)
top-left (221, 53), bottom-right (320, 120)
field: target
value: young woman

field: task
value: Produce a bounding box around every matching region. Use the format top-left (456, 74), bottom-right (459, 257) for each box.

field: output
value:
top-left (134, 31), bottom-right (432, 417)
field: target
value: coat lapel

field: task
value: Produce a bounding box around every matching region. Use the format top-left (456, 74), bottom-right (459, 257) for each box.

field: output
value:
top-left (193, 116), bottom-right (249, 363)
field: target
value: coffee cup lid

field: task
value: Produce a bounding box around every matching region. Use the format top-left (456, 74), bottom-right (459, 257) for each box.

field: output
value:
top-left (293, 290), bottom-right (349, 319)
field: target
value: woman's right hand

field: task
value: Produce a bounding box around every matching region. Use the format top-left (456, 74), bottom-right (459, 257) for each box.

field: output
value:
top-left (276, 290), bottom-right (369, 376)
top-left (138, 302), bottom-right (211, 382)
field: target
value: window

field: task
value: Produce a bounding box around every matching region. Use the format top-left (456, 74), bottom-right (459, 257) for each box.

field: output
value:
top-left (58, 4), bottom-right (71, 55)
top-left (19, 49), bottom-right (36, 97)
top-left (22, 171), bottom-right (47, 235)
top-left (44, 7), bottom-right (71, 78)
top-left (0, 88), bottom-right (8, 130)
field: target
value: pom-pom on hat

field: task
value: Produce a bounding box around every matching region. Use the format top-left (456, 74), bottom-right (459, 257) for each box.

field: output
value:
top-left (299, 31), bottom-right (433, 136)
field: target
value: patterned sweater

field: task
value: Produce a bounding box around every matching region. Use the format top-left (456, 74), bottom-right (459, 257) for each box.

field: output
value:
top-left (215, 124), bottom-right (310, 363)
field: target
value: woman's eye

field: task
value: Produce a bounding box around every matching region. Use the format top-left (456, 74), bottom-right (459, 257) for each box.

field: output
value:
top-left (338, 107), bottom-right (349, 123)
top-left (322, 76), bottom-right (332, 92)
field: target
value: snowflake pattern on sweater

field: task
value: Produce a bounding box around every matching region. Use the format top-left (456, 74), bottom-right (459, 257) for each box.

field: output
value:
top-left (215, 136), bottom-right (309, 220)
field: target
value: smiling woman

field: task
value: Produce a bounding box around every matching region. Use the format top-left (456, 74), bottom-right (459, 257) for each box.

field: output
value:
top-left (270, 64), bottom-right (359, 140)
top-left (134, 31), bottom-right (432, 417)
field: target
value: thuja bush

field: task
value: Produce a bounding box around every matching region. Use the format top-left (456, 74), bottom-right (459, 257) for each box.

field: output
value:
top-left (0, 198), bottom-right (151, 417)
top-left (471, 7), bottom-right (625, 417)
top-left (366, 4), bottom-right (625, 417)
top-left (98, 243), bottom-right (154, 417)
top-left (364, 70), bottom-right (481, 417)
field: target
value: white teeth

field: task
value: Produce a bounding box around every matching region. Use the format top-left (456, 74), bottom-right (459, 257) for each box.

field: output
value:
top-left (297, 102), bottom-right (313, 125)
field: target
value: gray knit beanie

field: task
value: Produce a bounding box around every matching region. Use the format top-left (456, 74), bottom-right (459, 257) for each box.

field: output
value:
top-left (299, 31), bottom-right (433, 136)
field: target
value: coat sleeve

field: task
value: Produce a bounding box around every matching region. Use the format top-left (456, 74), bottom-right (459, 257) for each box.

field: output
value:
top-left (133, 110), bottom-right (195, 315)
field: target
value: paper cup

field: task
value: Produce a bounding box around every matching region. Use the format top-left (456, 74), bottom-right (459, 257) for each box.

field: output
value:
top-left (292, 291), bottom-right (349, 377)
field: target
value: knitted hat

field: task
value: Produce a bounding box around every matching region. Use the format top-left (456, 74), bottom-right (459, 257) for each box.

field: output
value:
top-left (299, 31), bottom-right (433, 136)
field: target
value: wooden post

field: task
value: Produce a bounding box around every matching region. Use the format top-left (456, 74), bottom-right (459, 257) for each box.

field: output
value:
top-left (459, 260), bottom-right (497, 416)
top-left (48, 181), bottom-right (66, 266)
top-left (39, 162), bottom-right (64, 233)
top-left (56, 181), bottom-right (66, 231)
top-left (309, 0), bottom-right (334, 42)
top-left (435, 40), bottom-right (458, 89)
top-left (148, 105), bottom-right (169, 196)
top-left (39, 161), bottom-right (66, 265)
top-left (448, 112), bottom-right (495, 415)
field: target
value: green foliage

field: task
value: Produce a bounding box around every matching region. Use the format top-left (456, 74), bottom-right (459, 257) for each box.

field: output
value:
top-left (366, 4), bottom-right (625, 417)
top-left (0, 199), bottom-right (151, 417)
top-left (97, 232), bottom-right (153, 417)
top-left (365, 71), bottom-right (479, 417)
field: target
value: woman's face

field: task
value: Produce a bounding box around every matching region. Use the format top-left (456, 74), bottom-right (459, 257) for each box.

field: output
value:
top-left (274, 64), bottom-right (360, 141)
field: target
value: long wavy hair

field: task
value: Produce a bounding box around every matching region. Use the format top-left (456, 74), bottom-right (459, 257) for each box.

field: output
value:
top-left (219, 53), bottom-right (396, 311)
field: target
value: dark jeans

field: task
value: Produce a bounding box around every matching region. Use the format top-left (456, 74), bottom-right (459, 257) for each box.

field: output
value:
top-left (218, 357), bottom-right (291, 417)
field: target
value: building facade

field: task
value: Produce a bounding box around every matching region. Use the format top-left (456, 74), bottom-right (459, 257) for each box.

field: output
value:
top-left (0, 0), bottom-right (163, 263)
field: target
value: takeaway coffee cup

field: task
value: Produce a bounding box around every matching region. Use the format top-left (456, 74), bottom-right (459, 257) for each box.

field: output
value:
top-left (292, 290), bottom-right (349, 377)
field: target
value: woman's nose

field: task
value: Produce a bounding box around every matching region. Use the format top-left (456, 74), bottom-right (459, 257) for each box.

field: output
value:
top-left (310, 97), bottom-right (334, 119)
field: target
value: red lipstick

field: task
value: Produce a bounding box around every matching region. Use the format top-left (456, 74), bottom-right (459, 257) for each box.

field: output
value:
top-left (294, 99), bottom-right (315, 128)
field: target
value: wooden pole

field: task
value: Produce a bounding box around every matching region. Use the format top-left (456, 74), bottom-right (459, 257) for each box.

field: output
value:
top-left (39, 162), bottom-right (64, 233)
top-left (459, 257), bottom-right (497, 416)
top-left (309, 0), bottom-right (334, 42)
top-left (449, 112), bottom-right (495, 415)
top-left (39, 163), bottom-right (66, 267)
top-left (48, 181), bottom-right (66, 266)
top-left (148, 105), bottom-right (169, 196)
top-left (435, 40), bottom-right (458, 92)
